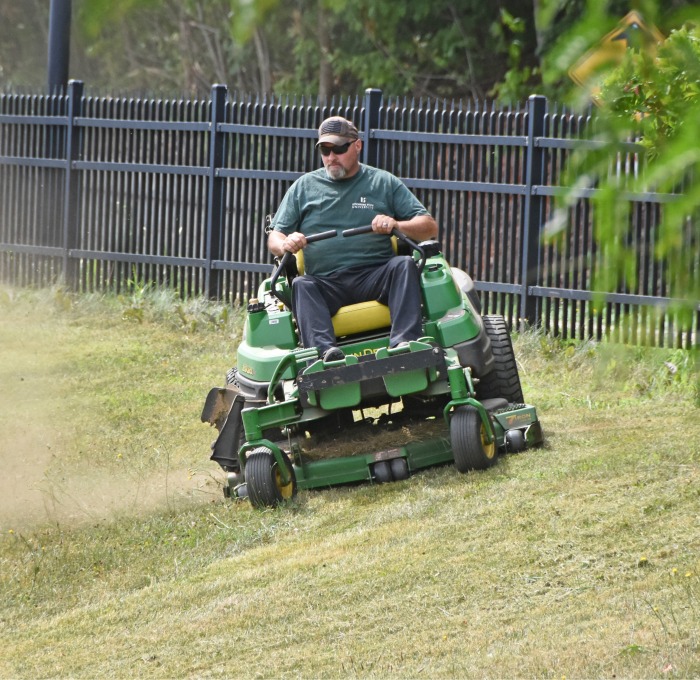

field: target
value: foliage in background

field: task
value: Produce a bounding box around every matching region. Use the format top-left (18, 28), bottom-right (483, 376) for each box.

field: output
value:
top-left (541, 0), bottom-right (700, 344)
top-left (1, 0), bottom-right (698, 102)
top-left (297, 0), bottom-right (539, 100)
top-left (0, 0), bottom-right (534, 99)
top-left (489, 9), bottom-right (536, 102)
top-left (600, 24), bottom-right (700, 159)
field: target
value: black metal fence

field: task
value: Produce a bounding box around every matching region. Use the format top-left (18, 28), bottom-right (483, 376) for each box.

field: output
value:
top-left (1, 81), bottom-right (697, 348)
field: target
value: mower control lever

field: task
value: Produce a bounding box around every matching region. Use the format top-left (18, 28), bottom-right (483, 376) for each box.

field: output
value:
top-left (270, 229), bottom-right (337, 306)
top-left (342, 225), bottom-right (427, 273)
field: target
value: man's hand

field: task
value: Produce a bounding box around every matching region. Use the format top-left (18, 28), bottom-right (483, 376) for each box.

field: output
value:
top-left (282, 232), bottom-right (307, 253)
top-left (371, 215), bottom-right (397, 234)
top-left (372, 214), bottom-right (438, 240)
top-left (268, 230), bottom-right (307, 257)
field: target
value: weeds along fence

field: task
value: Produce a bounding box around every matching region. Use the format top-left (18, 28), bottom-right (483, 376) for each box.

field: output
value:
top-left (1, 81), bottom-right (697, 348)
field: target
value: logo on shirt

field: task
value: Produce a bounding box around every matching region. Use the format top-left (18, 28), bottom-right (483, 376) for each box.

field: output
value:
top-left (352, 196), bottom-right (374, 210)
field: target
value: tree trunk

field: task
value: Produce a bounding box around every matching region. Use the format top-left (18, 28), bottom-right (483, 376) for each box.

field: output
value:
top-left (253, 27), bottom-right (272, 93)
top-left (532, 0), bottom-right (545, 62)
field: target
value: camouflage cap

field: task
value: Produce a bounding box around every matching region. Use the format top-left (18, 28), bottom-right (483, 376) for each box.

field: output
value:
top-left (316, 116), bottom-right (359, 146)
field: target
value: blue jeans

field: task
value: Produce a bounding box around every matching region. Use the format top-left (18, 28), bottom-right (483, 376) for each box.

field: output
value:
top-left (291, 256), bottom-right (423, 354)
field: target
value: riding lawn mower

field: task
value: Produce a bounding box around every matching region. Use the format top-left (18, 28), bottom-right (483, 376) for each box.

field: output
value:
top-left (201, 226), bottom-right (543, 508)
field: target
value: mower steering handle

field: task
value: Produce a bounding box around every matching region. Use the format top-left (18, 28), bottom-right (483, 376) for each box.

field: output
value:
top-left (270, 229), bottom-right (338, 304)
top-left (342, 225), bottom-right (427, 274)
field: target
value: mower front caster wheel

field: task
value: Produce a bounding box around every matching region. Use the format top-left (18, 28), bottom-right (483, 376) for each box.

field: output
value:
top-left (451, 406), bottom-right (497, 472)
top-left (245, 449), bottom-right (297, 508)
top-left (505, 428), bottom-right (526, 453)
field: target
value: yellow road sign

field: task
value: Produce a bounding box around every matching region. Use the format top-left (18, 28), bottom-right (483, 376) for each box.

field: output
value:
top-left (569, 11), bottom-right (664, 89)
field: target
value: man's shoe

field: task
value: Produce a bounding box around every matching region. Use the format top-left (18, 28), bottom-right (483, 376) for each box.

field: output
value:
top-left (390, 341), bottom-right (411, 351)
top-left (322, 346), bottom-right (345, 362)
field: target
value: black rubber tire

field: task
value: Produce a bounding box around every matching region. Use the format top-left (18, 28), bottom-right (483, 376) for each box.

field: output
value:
top-left (373, 461), bottom-right (393, 483)
top-left (504, 428), bottom-right (526, 453)
top-left (476, 315), bottom-right (524, 403)
top-left (451, 406), bottom-right (497, 472)
top-left (390, 457), bottom-right (410, 481)
top-left (245, 449), bottom-right (297, 508)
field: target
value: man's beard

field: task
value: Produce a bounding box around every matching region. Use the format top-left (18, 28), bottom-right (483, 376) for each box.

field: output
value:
top-left (325, 164), bottom-right (347, 180)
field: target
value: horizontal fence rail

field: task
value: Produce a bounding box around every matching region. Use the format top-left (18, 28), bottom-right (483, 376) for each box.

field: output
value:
top-left (1, 81), bottom-right (698, 348)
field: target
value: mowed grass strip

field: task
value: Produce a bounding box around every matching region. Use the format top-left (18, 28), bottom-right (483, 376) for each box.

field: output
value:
top-left (1, 286), bottom-right (698, 678)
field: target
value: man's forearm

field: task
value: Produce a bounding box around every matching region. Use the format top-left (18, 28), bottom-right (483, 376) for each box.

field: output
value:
top-left (397, 214), bottom-right (438, 241)
top-left (267, 230), bottom-right (287, 257)
top-left (268, 229), bottom-right (307, 257)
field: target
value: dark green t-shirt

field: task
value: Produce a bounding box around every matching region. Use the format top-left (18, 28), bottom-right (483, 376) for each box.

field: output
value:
top-left (271, 164), bottom-right (430, 276)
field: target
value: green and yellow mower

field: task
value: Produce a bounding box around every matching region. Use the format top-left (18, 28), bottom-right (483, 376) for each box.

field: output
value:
top-left (201, 227), bottom-right (543, 508)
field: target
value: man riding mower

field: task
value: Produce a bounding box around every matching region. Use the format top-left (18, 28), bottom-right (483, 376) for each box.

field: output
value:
top-left (201, 226), bottom-right (543, 508)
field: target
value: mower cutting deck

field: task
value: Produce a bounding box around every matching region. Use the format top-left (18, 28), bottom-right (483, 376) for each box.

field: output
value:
top-left (201, 227), bottom-right (543, 508)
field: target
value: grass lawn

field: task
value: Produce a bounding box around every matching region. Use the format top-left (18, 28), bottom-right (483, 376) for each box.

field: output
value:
top-left (1, 286), bottom-right (698, 678)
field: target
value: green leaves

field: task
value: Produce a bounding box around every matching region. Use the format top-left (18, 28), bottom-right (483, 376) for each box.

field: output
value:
top-left (228, 0), bottom-right (281, 44)
top-left (78, 0), bottom-right (162, 40)
top-left (545, 1), bottom-right (700, 325)
top-left (601, 26), bottom-right (700, 157)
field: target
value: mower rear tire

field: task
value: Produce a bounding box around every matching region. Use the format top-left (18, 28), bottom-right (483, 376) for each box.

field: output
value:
top-left (476, 315), bottom-right (524, 403)
top-left (245, 449), bottom-right (297, 508)
top-left (451, 406), bottom-right (497, 472)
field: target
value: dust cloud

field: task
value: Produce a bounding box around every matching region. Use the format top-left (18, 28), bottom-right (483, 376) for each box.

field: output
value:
top-left (0, 385), bottom-right (222, 531)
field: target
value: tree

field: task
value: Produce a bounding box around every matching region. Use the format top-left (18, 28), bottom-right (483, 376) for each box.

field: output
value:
top-left (248, 0), bottom-right (541, 99)
top-left (0, 0), bottom-right (543, 99)
top-left (537, 0), bottom-right (696, 99)
top-left (541, 0), bottom-right (699, 390)
top-left (0, 1), bottom-right (50, 88)
top-left (76, 0), bottom-right (245, 95)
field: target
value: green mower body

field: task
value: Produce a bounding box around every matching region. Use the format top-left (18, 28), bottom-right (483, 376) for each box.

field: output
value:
top-left (201, 229), bottom-right (543, 508)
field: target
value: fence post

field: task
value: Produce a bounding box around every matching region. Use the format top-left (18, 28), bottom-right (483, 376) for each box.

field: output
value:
top-left (205, 84), bottom-right (227, 299)
top-left (519, 94), bottom-right (546, 330)
top-left (363, 88), bottom-right (382, 168)
top-left (62, 79), bottom-right (83, 290)
top-left (48, 0), bottom-right (71, 93)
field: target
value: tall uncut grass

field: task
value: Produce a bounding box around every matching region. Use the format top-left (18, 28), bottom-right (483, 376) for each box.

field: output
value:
top-left (1, 285), bottom-right (698, 679)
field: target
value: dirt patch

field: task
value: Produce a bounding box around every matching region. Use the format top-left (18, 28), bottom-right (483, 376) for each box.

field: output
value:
top-left (0, 411), bottom-right (445, 530)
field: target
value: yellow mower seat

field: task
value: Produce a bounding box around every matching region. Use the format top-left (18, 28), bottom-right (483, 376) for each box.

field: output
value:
top-left (295, 246), bottom-right (393, 338)
top-left (332, 300), bottom-right (392, 337)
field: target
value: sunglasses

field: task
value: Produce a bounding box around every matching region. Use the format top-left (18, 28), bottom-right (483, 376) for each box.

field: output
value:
top-left (319, 142), bottom-right (353, 157)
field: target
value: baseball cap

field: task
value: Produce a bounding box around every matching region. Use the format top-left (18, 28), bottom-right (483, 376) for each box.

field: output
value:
top-left (316, 116), bottom-right (359, 146)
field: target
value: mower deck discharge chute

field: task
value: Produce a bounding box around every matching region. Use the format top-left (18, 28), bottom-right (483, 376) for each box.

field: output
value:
top-left (201, 227), bottom-right (543, 508)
